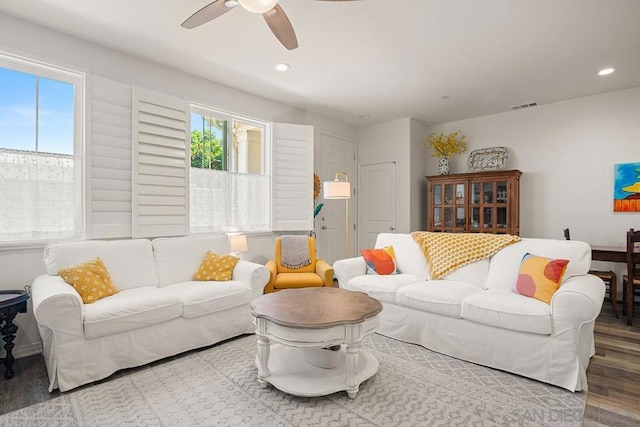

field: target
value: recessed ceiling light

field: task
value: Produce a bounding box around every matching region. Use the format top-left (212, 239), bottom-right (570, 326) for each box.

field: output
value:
top-left (274, 63), bottom-right (291, 72)
top-left (598, 67), bottom-right (615, 76)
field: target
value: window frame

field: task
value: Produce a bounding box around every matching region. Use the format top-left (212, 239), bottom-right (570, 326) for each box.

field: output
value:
top-left (0, 51), bottom-right (85, 248)
top-left (188, 103), bottom-right (272, 234)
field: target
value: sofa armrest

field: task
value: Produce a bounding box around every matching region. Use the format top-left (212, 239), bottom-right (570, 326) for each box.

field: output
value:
top-left (232, 260), bottom-right (270, 299)
top-left (32, 274), bottom-right (84, 330)
top-left (316, 259), bottom-right (334, 286)
top-left (333, 257), bottom-right (367, 288)
top-left (264, 260), bottom-right (277, 294)
top-left (551, 274), bottom-right (605, 328)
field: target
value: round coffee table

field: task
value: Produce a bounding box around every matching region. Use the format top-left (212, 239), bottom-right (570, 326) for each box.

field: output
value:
top-left (251, 287), bottom-right (382, 398)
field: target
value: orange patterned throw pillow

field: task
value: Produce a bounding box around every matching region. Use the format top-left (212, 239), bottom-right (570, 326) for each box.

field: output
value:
top-left (360, 246), bottom-right (398, 275)
top-left (193, 252), bottom-right (240, 281)
top-left (513, 253), bottom-right (569, 304)
top-left (58, 257), bottom-right (119, 304)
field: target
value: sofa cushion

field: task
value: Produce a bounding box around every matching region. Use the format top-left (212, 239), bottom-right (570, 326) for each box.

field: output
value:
top-left (83, 287), bottom-right (182, 339)
top-left (58, 258), bottom-right (119, 304)
top-left (441, 259), bottom-right (490, 289)
top-left (152, 234), bottom-right (230, 287)
top-left (44, 239), bottom-right (158, 290)
top-left (193, 252), bottom-right (240, 282)
top-left (375, 233), bottom-right (429, 280)
top-left (397, 281), bottom-right (483, 319)
top-left (161, 280), bottom-right (252, 319)
top-left (346, 274), bottom-right (425, 304)
top-left (274, 273), bottom-right (324, 289)
top-left (486, 238), bottom-right (590, 290)
top-left (461, 289), bottom-right (552, 335)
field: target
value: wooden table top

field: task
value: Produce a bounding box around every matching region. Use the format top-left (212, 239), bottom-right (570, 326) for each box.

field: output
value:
top-left (251, 288), bottom-right (382, 329)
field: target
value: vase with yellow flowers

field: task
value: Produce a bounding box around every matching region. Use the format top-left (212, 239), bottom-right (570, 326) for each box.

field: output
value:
top-left (422, 131), bottom-right (467, 175)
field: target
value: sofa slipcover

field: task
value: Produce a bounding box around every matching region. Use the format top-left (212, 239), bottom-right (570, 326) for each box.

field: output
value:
top-left (32, 234), bottom-right (269, 392)
top-left (334, 233), bottom-right (605, 391)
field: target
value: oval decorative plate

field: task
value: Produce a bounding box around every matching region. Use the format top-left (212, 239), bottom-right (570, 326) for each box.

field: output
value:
top-left (467, 147), bottom-right (509, 172)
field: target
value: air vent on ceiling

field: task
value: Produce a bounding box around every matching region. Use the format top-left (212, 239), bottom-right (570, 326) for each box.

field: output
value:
top-left (511, 102), bottom-right (539, 110)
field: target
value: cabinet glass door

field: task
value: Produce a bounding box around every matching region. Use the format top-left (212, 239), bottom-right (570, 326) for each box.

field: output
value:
top-left (483, 182), bottom-right (493, 204)
top-left (455, 183), bottom-right (465, 205)
top-left (471, 182), bottom-right (481, 204)
top-left (433, 207), bottom-right (442, 229)
top-left (444, 184), bottom-right (454, 205)
top-left (444, 207), bottom-right (453, 228)
top-left (497, 207), bottom-right (507, 230)
top-left (471, 207), bottom-right (480, 230)
top-left (496, 181), bottom-right (507, 203)
top-left (456, 207), bottom-right (466, 228)
top-left (434, 184), bottom-right (442, 205)
top-left (483, 207), bottom-right (493, 230)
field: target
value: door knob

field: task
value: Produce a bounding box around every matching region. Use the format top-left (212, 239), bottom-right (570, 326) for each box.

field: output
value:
top-left (321, 226), bottom-right (327, 230)
top-left (389, 226), bottom-right (395, 231)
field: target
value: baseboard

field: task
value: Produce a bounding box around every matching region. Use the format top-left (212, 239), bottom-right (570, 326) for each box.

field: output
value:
top-left (0, 342), bottom-right (42, 359)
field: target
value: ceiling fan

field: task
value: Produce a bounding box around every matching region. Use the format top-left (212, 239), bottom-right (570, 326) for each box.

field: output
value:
top-left (181, 0), bottom-right (359, 50)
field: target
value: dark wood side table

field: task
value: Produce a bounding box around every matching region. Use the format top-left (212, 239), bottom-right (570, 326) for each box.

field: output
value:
top-left (0, 289), bottom-right (30, 379)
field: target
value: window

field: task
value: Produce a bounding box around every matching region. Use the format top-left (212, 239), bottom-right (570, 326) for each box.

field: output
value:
top-left (0, 53), bottom-right (83, 244)
top-left (189, 105), bottom-right (270, 233)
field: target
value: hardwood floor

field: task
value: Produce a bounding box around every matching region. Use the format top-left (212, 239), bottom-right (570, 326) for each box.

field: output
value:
top-left (584, 304), bottom-right (640, 427)
top-left (2, 306), bottom-right (640, 426)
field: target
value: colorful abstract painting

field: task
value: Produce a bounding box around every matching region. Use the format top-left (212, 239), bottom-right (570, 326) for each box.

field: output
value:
top-left (614, 162), bottom-right (640, 212)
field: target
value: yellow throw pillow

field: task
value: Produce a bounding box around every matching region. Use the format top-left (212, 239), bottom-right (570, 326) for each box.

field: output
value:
top-left (58, 257), bottom-right (119, 304)
top-left (193, 252), bottom-right (240, 282)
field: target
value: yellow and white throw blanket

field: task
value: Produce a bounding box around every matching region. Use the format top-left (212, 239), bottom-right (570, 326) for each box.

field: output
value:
top-left (411, 232), bottom-right (520, 280)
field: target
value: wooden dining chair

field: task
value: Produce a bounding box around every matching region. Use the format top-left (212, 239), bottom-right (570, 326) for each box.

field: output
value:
top-left (623, 228), bottom-right (640, 326)
top-left (564, 228), bottom-right (619, 318)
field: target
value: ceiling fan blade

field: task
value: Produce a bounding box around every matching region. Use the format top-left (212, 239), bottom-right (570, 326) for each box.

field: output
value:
top-left (263, 4), bottom-right (298, 50)
top-left (182, 0), bottom-right (235, 29)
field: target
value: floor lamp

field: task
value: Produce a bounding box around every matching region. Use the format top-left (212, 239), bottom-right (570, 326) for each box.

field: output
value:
top-left (323, 172), bottom-right (351, 258)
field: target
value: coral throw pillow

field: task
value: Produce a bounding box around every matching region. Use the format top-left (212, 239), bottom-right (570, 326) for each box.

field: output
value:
top-left (193, 252), bottom-right (240, 281)
top-left (58, 257), bottom-right (119, 304)
top-left (513, 253), bottom-right (569, 304)
top-left (361, 246), bottom-right (398, 275)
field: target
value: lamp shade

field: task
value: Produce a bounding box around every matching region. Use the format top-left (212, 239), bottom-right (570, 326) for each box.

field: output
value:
top-left (323, 180), bottom-right (351, 199)
top-left (229, 234), bottom-right (248, 253)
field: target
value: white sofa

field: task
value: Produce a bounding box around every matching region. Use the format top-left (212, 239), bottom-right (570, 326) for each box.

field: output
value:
top-left (31, 234), bottom-right (269, 392)
top-left (334, 233), bottom-right (605, 392)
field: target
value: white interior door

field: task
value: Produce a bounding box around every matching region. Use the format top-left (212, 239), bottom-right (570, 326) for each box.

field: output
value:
top-left (358, 162), bottom-right (397, 250)
top-left (317, 131), bottom-right (355, 263)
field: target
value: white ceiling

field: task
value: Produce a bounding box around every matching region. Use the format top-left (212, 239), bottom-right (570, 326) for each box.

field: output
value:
top-left (1, 0), bottom-right (639, 127)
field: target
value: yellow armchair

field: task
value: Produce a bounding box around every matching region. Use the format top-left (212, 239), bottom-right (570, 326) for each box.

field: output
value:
top-left (264, 236), bottom-right (334, 293)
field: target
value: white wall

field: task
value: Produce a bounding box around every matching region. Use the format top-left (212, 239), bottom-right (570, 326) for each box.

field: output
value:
top-left (356, 118), bottom-right (412, 235)
top-left (425, 86), bottom-right (640, 243)
top-left (409, 118), bottom-right (430, 231)
top-left (0, 13), bottom-right (355, 358)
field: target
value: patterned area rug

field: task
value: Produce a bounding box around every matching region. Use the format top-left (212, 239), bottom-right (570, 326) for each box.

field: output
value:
top-left (0, 334), bottom-right (586, 426)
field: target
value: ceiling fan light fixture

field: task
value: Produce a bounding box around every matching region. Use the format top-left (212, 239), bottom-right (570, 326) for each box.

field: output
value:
top-left (274, 63), bottom-right (291, 71)
top-left (238, 0), bottom-right (278, 13)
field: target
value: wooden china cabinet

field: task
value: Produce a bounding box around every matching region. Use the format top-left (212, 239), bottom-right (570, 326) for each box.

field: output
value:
top-left (426, 170), bottom-right (521, 235)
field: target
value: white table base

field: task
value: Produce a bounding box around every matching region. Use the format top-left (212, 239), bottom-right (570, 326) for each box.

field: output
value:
top-left (255, 343), bottom-right (379, 398)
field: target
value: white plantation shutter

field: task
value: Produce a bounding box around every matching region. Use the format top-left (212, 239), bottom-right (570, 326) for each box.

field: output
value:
top-left (88, 76), bottom-right (133, 238)
top-left (272, 123), bottom-right (314, 231)
top-left (133, 87), bottom-right (188, 238)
